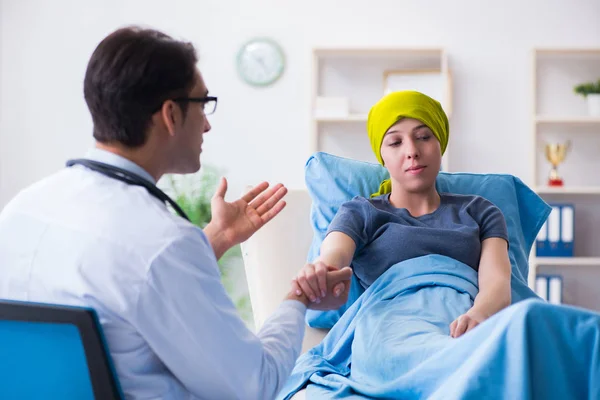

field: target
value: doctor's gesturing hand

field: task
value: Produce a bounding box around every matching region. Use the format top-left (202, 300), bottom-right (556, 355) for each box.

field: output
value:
top-left (203, 178), bottom-right (288, 260)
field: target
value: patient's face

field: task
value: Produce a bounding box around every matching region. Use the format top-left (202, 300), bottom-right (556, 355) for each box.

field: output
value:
top-left (380, 118), bottom-right (441, 193)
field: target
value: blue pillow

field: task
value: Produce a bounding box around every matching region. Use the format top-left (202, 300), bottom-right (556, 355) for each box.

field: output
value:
top-left (304, 152), bottom-right (550, 329)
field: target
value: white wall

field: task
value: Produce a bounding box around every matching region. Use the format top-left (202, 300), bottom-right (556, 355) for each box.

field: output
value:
top-left (0, 0), bottom-right (3, 197)
top-left (1, 0), bottom-right (600, 207)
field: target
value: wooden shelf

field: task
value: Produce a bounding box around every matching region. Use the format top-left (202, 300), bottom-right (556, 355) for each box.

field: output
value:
top-left (535, 48), bottom-right (600, 55)
top-left (532, 257), bottom-right (600, 266)
top-left (314, 48), bottom-right (444, 57)
top-left (314, 114), bottom-right (368, 122)
top-left (535, 116), bottom-right (600, 124)
top-left (535, 186), bottom-right (600, 195)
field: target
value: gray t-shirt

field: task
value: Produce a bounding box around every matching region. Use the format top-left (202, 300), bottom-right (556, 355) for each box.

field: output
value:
top-left (326, 193), bottom-right (509, 289)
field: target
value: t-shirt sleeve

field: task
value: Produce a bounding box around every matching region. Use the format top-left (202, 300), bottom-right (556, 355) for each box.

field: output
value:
top-left (473, 196), bottom-right (509, 245)
top-left (326, 197), bottom-right (371, 252)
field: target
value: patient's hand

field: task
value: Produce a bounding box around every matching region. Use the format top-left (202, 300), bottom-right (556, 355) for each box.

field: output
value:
top-left (450, 309), bottom-right (486, 338)
top-left (291, 262), bottom-right (352, 311)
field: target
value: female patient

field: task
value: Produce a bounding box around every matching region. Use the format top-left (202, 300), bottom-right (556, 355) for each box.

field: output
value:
top-left (293, 91), bottom-right (512, 338)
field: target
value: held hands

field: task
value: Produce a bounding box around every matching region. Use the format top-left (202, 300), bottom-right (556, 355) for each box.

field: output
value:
top-left (291, 261), bottom-right (352, 310)
top-left (449, 308), bottom-right (487, 338)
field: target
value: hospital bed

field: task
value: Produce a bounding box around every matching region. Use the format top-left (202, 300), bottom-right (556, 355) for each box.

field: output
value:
top-left (240, 152), bottom-right (600, 399)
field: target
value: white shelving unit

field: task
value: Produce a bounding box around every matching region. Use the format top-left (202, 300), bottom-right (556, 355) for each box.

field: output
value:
top-left (528, 49), bottom-right (600, 308)
top-left (310, 48), bottom-right (452, 171)
top-left (314, 114), bottom-right (368, 123)
top-left (533, 257), bottom-right (600, 267)
top-left (535, 116), bottom-right (600, 124)
top-left (535, 186), bottom-right (600, 195)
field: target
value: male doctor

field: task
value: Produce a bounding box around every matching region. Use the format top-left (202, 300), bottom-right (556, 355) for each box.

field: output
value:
top-left (0, 26), bottom-right (351, 399)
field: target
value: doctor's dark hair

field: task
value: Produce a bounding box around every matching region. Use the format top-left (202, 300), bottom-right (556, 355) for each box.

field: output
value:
top-left (84, 26), bottom-right (198, 147)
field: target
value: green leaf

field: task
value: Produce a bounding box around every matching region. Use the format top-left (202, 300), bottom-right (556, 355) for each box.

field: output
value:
top-left (574, 79), bottom-right (600, 97)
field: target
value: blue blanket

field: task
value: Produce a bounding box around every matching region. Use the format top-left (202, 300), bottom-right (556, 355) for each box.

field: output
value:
top-left (278, 255), bottom-right (600, 399)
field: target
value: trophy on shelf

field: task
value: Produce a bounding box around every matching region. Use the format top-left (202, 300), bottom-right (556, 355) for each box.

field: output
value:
top-left (544, 141), bottom-right (571, 187)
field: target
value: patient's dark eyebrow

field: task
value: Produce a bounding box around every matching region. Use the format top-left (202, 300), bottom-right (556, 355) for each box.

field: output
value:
top-left (385, 124), bottom-right (428, 136)
top-left (412, 124), bottom-right (428, 133)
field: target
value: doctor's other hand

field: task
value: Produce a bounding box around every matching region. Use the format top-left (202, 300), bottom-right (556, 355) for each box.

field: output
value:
top-left (208, 178), bottom-right (288, 247)
top-left (291, 262), bottom-right (352, 310)
top-left (449, 309), bottom-right (485, 338)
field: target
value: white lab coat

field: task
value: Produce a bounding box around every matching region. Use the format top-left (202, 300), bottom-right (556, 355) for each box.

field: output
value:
top-left (0, 148), bottom-right (306, 400)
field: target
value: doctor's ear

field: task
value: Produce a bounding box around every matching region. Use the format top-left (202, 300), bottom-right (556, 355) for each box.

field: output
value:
top-left (159, 101), bottom-right (179, 136)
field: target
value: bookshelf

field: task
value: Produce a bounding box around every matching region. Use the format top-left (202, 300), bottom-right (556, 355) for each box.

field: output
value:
top-left (533, 257), bottom-right (600, 267)
top-left (535, 116), bottom-right (600, 124)
top-left (535, 186), bottom-right (600, 195)
top-left (310, 47), bottom-right (453, 171)
top-left (314, 114), bottom-right (368, 123)
top-left (529, 48), bottom-right (600, 311)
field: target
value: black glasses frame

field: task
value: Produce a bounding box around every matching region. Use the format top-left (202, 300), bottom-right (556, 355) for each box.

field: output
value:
top-left (152, 96), bottom-right (218, 114)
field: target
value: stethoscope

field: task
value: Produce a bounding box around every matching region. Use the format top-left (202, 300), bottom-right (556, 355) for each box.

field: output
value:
top-left (66, 159), bottom-right (190, 221)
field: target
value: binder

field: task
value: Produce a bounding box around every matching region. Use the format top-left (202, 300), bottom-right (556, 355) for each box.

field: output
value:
top-left (536, 220), bottom-right (548, 257)
top-left (534, 273), bottom-right (563, 304)
top-left (536, 203), bottom-right (574, 257)
top-left (559, 205), bottom-right (574, 257)
top-left (548, 275), bottom-right (563, 304)
top-left (535, 275), bottom-right (548, 301)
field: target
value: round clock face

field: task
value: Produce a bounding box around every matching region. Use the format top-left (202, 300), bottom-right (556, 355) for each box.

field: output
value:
top-left (236, 38), bottom-right (285, 87)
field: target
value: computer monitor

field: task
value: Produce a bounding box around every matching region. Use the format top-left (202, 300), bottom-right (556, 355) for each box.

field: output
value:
top-left (0, 300), bottom-right (123, 399)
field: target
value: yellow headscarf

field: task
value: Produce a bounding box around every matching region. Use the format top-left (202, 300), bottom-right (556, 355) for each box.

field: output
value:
top-left (367, 90), bottom-right (449, 197)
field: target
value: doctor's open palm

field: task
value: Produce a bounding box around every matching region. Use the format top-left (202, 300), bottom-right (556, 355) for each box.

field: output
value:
top-left (209, 178), bottom-right (288, 246)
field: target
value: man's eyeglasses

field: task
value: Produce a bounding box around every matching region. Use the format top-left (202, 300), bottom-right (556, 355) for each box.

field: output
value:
top-left (153, 96), bottom-right (218, 115)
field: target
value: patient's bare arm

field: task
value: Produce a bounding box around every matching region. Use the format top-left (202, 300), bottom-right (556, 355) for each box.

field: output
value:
top-left (317, 231), bottom-right (356, 269)
top-left (291, 232), bottom-right (356, 310)
top-left (450, 237), bottom-right (512, 338)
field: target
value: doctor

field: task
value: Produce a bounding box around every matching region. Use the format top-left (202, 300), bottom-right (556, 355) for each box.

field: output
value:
top-left (0, 26), bottom-right (351, 399)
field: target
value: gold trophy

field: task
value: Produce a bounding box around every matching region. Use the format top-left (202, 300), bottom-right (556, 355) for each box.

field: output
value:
top-left (545, 141), bottom-right (571, 187)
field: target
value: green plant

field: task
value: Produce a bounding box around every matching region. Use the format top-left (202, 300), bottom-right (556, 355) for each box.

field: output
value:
top-left (162, 166), bottom-right (252, 326)
top-left (166, 166), bottom-right (218, 229)
top-left (574, 79), bottom-right (600, 97)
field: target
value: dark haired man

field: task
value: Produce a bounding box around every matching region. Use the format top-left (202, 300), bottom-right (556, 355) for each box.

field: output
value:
top-left (0, 26), bottom-right (351, 399)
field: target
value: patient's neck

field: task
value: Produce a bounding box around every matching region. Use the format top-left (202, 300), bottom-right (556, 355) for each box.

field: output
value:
top-left (388, 185), bottom-right (441, 218)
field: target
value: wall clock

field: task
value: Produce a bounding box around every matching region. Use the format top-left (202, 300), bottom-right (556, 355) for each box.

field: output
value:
top-left (236, 38), bottom-right (285, 87)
